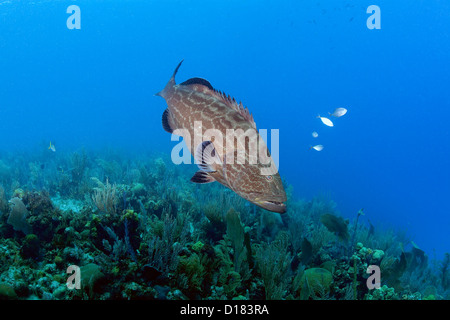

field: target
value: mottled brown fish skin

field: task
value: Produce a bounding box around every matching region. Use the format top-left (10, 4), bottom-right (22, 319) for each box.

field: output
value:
top-left (162, 84), bottom-right (255, 153)
top-left (156, 61), bottom-right (287, 213)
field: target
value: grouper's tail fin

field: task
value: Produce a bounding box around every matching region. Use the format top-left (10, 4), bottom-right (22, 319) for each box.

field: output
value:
top-left (155, 59), bottom-right (184, 98)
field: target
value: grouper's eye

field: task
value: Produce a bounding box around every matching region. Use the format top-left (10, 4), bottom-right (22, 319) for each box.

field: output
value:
top-left (265, 175), bottom-right (273, 182)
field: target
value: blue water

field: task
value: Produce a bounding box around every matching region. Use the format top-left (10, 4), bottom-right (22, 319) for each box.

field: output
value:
top-left (0, 0), bottom-right (448, 260)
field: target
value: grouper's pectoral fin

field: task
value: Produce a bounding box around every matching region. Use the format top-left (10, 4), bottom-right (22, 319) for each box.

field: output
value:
top-left (191, 171), bottom-right (215, 184)
top-left (194, 141), bottom-right (222, 172)
top-left (190, 141), bottom-right (222, 184)
top-left (162, 109), bottom-right (173, 133)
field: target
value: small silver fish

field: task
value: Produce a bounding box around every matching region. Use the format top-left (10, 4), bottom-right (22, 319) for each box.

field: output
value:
top-left (317, 115), bottom-right (334, 127)
top-left (329, 107), bottom-right (347, 118)
top-left (310, 145), bottom-right (324, 151)
top-left (312, 131), bottom-right (318, 138)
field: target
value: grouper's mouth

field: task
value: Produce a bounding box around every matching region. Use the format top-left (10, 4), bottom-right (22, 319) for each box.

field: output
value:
top-left (257, 200), bottom-right (287, 214)
top-left (247, 192), bottom-right (287, 214)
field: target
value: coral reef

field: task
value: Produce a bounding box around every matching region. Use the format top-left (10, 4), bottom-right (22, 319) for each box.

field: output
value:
top-left (298, 267), bottom-right (333, 299)
top-left (320, 213), bottom-right (350, 242)
top-left (0, 149), bottom-right (448, 300)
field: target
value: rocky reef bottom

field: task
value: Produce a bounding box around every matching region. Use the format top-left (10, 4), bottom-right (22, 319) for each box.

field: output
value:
top-left (0, 150), bottom-right (448, 300)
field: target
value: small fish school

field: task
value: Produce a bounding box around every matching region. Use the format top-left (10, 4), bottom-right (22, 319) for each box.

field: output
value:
top-left (311, 108), bottom-right (347, 151)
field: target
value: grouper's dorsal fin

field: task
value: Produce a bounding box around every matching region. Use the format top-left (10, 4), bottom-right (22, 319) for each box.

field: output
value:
top-left (180, 77), bottom-right (214, 90)
top-left (180, 77), bottom-right (256, 129)
top-left (213, 89), bottom-right (256, 129)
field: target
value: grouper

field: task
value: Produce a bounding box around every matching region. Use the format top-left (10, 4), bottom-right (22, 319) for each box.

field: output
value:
top-left (156, 61), bottom-right (287, 213)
